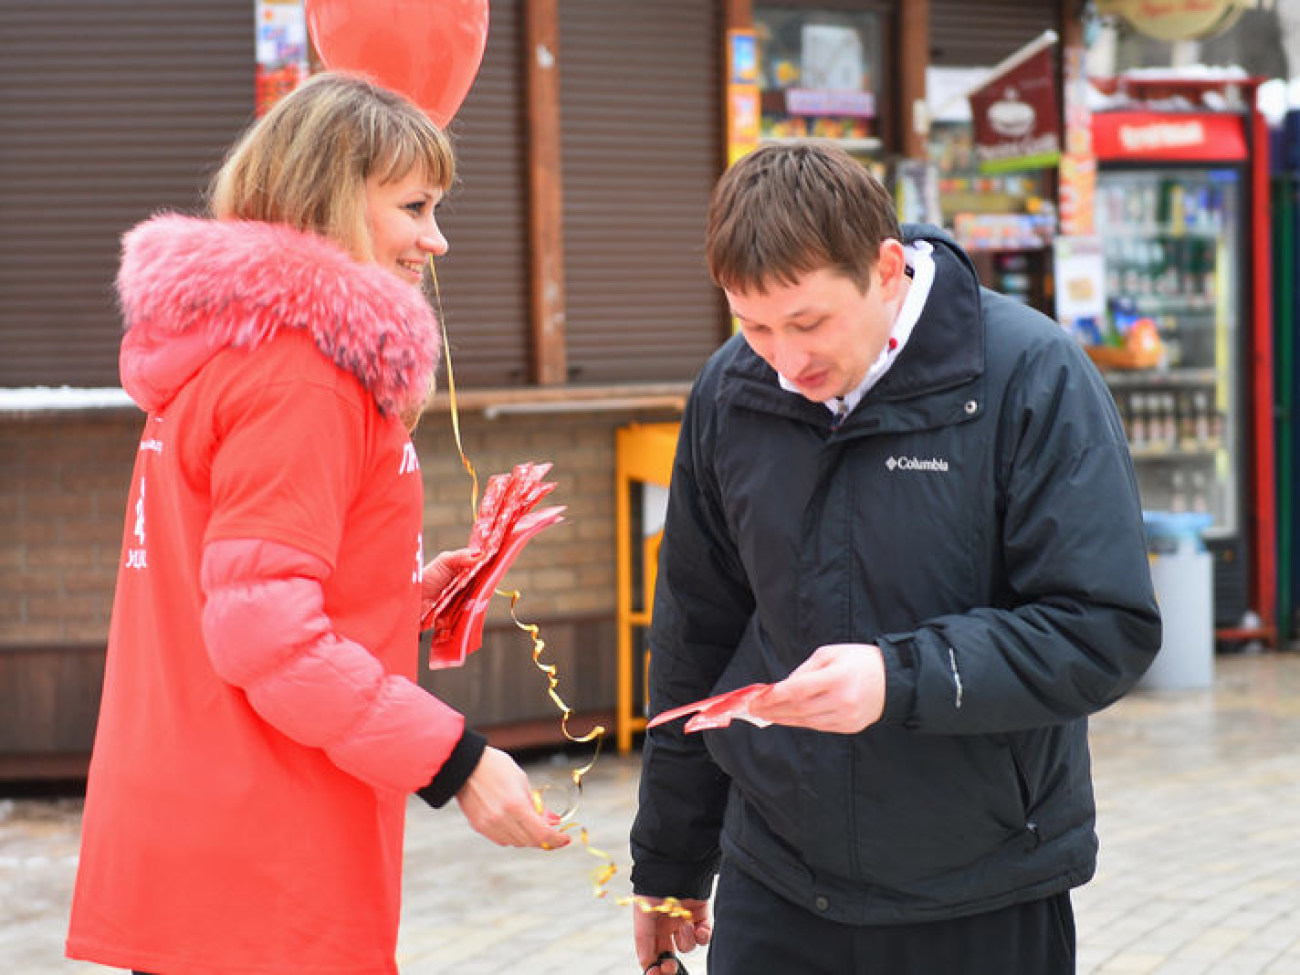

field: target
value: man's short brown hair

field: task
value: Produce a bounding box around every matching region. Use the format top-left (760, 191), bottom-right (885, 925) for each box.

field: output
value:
top-left (706, 142), bottom-right (901, 295)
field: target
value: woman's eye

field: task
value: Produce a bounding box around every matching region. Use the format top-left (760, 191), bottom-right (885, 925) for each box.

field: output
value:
top-left (403, 200), bottom-right (427, 216)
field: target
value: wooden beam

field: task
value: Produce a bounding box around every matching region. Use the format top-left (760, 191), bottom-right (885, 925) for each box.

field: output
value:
top-left (723, 0), bottom-right (752, 31)
top-left (897, 0), bottom-right (929, 160)
top-left (524, 0), bottom-right (567, 385)
top-left (1058, 0), bottom-right (1086, 50)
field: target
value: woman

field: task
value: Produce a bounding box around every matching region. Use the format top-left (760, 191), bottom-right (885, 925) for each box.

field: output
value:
top-left (66, 72), bottom-right (568, 975)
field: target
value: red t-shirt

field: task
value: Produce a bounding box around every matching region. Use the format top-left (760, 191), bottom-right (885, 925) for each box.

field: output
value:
top-left (69, 331), bottom-right (449, 974)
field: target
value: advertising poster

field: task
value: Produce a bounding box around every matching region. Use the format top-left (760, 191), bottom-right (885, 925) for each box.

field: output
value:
top-left (1053, 235), bottom-right (1107, 336)
top-left (256, 0), bottom-right (309, 116)
top-left (727, 30), bottom-right (761, 166)
top-left (1059, 45), bottom-right (1096, 236)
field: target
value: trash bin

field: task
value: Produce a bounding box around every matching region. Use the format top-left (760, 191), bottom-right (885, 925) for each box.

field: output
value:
top-left (1139, 511), bottom-right (1214, 691)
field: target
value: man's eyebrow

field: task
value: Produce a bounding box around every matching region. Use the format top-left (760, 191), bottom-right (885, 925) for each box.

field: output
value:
top-left (730, 305), bottom-right (821, 324)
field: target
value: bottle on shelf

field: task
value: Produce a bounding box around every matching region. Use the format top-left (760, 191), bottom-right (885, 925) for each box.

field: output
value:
top-left (1129, 392), bottom-right (1148, 448)
top-left (1193, 390), bottom-right (1211, 445)
top-left (1178, 391), bottom-right (1197, 447)
top-left (1170, 469), bottom-right (1187, 513)
top-left (1190, 470), bottom-right (1210, 515)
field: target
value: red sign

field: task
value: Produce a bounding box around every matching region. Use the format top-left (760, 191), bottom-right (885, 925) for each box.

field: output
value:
top-left (1091, 111), bottom-right (1247, 161)
top-left (968, 35), bottom-right (1061, 173)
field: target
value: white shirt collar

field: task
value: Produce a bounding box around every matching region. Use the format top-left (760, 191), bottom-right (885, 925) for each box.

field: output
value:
top-left (779, 240), bottom-right (935, 419)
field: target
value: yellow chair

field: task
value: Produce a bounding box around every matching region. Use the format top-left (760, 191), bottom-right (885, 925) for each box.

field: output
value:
top-left (615, 422), bottom-right (680, 753)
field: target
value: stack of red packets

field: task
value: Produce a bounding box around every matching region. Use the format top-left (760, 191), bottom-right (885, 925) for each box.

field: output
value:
top-left (424, 462), bottom-right (566, 669)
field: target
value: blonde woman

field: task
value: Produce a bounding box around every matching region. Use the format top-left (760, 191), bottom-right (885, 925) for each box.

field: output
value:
top-left (67, 72), bottom-right (567, 975)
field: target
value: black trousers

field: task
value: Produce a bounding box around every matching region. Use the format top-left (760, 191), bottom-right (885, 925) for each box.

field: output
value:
top-left (708, 863), bottom-right (1076, 975)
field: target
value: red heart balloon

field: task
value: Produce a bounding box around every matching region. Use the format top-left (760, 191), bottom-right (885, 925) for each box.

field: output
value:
top-left (304, 0), bottom-right (489, 127)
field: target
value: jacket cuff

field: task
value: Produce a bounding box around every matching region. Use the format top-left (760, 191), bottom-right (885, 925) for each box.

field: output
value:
top-left (876, 633), bottom-right (919, 726)
top-left (416, 727), bottom-right (488, 808)
top-left (630, 855), bottom-right (720, 901)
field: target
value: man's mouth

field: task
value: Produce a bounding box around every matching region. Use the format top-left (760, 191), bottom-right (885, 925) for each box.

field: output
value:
top-left (794, 369), bottom-right (827, 389)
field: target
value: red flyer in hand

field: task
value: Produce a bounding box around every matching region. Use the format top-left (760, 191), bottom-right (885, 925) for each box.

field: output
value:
top-left (645, 683), bottom-right (774, 733)
top-left (425, 462), bottom-right (566, 669)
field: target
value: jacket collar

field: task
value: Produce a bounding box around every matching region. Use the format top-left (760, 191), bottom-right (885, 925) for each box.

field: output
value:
top-left (116, 214), bottom-right (441, 417)
top-left (719, 225), bottom-right (985, 433)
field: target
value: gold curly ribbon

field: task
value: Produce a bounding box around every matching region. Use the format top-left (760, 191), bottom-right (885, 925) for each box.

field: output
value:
top-left (427, 258), bottom-right (691, 921)
top-left (427, 260), bottom-right (479, 517)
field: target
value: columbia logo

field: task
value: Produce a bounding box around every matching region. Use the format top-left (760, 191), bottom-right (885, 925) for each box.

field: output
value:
top-left (887, 455), bottom-right (950, 472)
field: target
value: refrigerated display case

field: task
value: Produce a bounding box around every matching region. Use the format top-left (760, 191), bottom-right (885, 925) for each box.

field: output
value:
top-left (1271, 113), bottom-right (1300, 643)
top-left (1090, 76), bottom-right (1276, 644)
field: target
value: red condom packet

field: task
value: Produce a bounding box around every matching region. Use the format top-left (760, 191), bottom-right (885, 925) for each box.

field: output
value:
top-left (425, 462), bottom-right (566, 669)
top-left (645, 683), bottom-right (774, 733)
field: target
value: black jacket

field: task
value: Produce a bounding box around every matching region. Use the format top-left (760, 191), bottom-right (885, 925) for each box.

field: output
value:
top-left (630, 227), bottom-right (1161, 924)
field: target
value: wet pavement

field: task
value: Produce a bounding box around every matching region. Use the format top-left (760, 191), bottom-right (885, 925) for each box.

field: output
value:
top-left (3, 652), bottom-right (1299, 974)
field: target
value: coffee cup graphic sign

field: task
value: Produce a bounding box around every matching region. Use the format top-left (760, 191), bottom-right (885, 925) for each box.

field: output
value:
top-left (988, 89), bottom-right (1036, 138)
top-left (967, 31), bottom-right (1061, 174)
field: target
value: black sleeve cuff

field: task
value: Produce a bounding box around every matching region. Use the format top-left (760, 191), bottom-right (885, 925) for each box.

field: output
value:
top-left (416, 727), bottom-right (488, 808)
top-left (877, 633), bottom-right (919, 727)
top-left (630, 854), bottom-right (721, 902)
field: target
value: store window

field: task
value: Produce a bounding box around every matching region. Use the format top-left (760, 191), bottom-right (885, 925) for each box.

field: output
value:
top-left (754, 6), bottom-right (883, 154)
top-left (926, 62), bottom-right (1058, 312)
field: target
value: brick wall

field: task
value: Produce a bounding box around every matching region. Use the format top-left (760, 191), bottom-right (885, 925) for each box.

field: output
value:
top-left (0, 402), bottom-right (682, 769)
top-left (0, 416), bottom-right (140, 645)
top-left (415, 409), bottom-right (621, 621)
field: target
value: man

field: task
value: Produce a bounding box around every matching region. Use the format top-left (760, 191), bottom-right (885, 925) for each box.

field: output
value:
top-left (630, 144), bottom-right (1160, 975)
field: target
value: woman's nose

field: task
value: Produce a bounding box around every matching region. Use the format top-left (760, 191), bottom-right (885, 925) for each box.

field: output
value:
top-left (418, 222), bottom-right (449, 257)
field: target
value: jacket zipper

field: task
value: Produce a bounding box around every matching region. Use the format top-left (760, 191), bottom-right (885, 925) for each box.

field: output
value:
top-left (1007, 737), bottom-right (1042, 847)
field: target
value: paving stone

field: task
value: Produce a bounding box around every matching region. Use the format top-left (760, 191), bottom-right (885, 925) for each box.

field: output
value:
top-left (2, 654), bottom-right (1299, 973)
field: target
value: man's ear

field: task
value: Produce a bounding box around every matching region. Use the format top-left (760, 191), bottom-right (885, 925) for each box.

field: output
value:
top-left (875, 239), bottom-right (908, 297)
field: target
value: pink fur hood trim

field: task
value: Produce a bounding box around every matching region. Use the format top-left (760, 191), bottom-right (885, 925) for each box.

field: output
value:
top-left (117, 213), bottom-right (440, 416)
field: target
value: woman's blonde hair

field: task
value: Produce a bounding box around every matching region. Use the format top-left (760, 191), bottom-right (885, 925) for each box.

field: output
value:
top-left (209, 71), bottom-right (455, 261)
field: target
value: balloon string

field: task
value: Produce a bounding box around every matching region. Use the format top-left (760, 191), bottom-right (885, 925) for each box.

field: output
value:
top-left (427, 257), bottom-right (690, 921)
top-left (428, 257), bottom-right (479, 517)
top-left (503, 589), bottom-right (605, 750)
top-left (502, 591), bottom-right (689, 919)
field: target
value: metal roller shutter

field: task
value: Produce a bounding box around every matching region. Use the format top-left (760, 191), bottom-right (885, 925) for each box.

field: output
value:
top-left (558, 0), bottom-right (726, 385)
top-left (930, 0), bottom-right (1060, 67)
top-left (0, 0), bottom-right (254, 388)
top-left (433, 0), bottom-right (531, 389)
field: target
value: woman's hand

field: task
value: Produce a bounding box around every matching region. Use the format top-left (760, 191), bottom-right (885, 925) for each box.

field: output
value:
top-left (454, 746), bottom-right (571, 849)
top-left (421, 545), bottom-right (480, 603)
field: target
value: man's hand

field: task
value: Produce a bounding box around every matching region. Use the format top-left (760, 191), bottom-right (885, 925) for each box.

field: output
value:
top-left (454, 747), bottom-right (571, 850)
top-left (749, 642), bottom-right (886, 733)
top-left (633, 896), bottom-right (711, 974)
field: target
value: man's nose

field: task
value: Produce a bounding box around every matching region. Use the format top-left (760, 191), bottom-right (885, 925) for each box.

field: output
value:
top-left (771, 337), bottom-right (807, 378)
